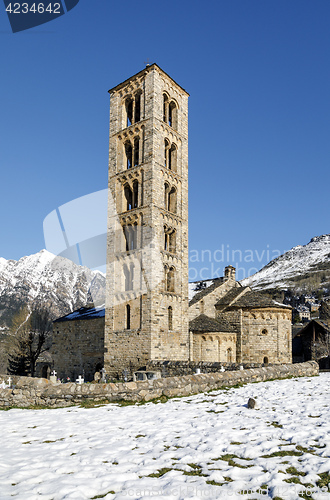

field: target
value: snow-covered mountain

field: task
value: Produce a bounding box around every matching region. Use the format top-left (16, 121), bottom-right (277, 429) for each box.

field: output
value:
top-left (241, 234), bottom-right (330, 290)
top-left (0, 250), bottom-right (106, 327)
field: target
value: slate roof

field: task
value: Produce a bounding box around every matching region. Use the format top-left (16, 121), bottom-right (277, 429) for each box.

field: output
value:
top-left (54, 305), bottom-right (105, 323)
top-left (215, 287), bottom-right (249, 307)
top-left (189, 278), bottom-right (224, 306)
top-left (223, 291), bottom-right (291, 310)
top-left (189, 314), bottom-right (237, 333)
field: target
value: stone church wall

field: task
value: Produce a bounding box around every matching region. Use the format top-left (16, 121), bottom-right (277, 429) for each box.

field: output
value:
top-left (240, 309), bottom-right (292, 364)
top-left (52, 317), bottom-right (105, 382)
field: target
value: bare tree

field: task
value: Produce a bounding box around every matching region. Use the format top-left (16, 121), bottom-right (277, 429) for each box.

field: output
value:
top-left (8, 305), bottom-right (52, 377)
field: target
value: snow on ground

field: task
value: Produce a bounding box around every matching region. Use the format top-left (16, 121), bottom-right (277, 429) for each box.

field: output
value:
top-left (1, 374), bottom-right (330, 500)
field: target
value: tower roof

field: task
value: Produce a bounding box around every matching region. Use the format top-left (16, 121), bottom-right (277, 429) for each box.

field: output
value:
top-left (108, 63), bottom-right (189, 96)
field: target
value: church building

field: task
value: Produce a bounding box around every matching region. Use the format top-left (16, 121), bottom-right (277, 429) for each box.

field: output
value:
top-left (51, 65), bottom-right (292, 382)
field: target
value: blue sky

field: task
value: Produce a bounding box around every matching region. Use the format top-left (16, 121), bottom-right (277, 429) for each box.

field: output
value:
top-left (1, 0), bottom-right (329, 281)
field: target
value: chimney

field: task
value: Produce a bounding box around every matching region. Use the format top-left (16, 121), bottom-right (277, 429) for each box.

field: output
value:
top-left (224, 266), bottom-right (236, 281)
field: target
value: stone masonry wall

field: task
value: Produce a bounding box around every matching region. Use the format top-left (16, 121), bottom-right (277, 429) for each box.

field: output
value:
top-left (52, 317), bottom-right (105, 382)
top-left (0, 361), bottom-right (318, 409)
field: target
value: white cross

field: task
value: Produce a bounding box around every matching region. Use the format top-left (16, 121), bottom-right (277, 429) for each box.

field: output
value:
top-left (51, 370), bottom-right (57, 377)
top-left (7, 377), bottom-right (12, 386)
top-left (220, 366), bottom-right (225, 373)
top-left (240, 365), bottom-right (244, 371)
top-left (76, 375), bottom-right (84, 384)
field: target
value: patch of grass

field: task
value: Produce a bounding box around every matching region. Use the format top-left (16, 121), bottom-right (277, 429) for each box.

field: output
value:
top-left (296, 445), bottom-right (312, 453)
top-left (91, 492), bottom-right (115, 499)
top-left (284, 477), bottom-right (303, 485)
top-left (308, 415), bottom-right (320, 418)
top-left (261, 450), bottom-right (303, 458)
top-left (230, 442), bottom-right (242, 445)
top-left (147, 467), bottom-right (174, 478)
top-left (286, 466), bottom-right (307, 477)
top-left (223, 476), bottom-right (233, 482)
top-left (206, 480), bottom-right (225, 486)
top-left (42, 438), bottom-right (65, 443)
top-left (212, 454), bottom-right (253, 468)
top-left (206, 410), bottom-right (225, 413)
top-left (271, 422), bottom-right (283, 428)
top-left (135, 434), bottom-right (145, 438)
top-left (316, 471), bottom-right (330, 488)
top-left (183, 469), bottom-right (208, 477)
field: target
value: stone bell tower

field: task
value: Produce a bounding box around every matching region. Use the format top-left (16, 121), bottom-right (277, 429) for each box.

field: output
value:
top-left (104, 64), bottom-right (189, 377)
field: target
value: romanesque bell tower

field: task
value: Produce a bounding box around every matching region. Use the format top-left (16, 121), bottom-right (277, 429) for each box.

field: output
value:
top-left (104, 64), bottom-right (189, 377)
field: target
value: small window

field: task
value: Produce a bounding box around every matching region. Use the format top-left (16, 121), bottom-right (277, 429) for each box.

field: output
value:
top-left (263, 356), bottom-right (269, 365)
top-left (134, 138), bottom-right (139, 167)
top-left (168, 187), bottom-right (177, 213)
top-left (133, 180), bottom-right (139, 209)
top-left (126, 98), bottom-right (133, 127)
top-left (134, 93), bottom-right (141, 123)
top-left (261, 329), bottom-right (268, 335)
top-left (227, 348), bottom-right (232, 363)
top-left (166, 267), bottom-right (175, 293)
top-left (163, 93), bottom-right (168, 122)
top-left (126, 304), bottom-right (131, 329)
top-left (124, 185), bottom-right (133, 211)
top-left (169, 230), bottom-right (176, 253)
top-left (125, 142), bottom-right (132, 169)
top-left (168, 306), bottom-right (173, 330)
top-left (169, 143), bottom-right (177, 171)
top-left (169, 101), bottom-right (177, 129)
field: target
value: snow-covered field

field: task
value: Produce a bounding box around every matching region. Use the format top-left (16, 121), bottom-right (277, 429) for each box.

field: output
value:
top-left (1, 374), bottom-right (330, 500)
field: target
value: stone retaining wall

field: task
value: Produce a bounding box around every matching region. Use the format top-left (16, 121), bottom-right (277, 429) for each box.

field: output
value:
top-left (0, 361), bottom-right (319, 409)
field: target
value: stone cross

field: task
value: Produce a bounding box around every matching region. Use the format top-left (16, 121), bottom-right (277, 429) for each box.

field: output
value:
top-left (240, 365), bottom-right (244, 371)
top-left (76, 375), bottom-right (84, 384)
top-left (51, 370), bottom-right (57, 377)
top-left (7, 377), bottom-right (12, 387)
top-left (220, 366), bottom-right (225, 373)
top-left (100, 368), bottom-right (106, 382)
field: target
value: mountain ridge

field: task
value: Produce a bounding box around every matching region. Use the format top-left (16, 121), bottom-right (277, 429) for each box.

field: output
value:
top-left (0, 250), bottom-right (106, 328)
top-left (241, 234), bottom-right (330, 291)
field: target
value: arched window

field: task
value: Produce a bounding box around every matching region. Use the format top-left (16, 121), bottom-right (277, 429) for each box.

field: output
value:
top-left (168, 306), bottom-right (173, 330)
top-left (263, 356), bottom-right (269, 365)
top-left (133, 180), bottom-right (139, 208)
top-left (125, 141), bottom-right (132, 169)
top-left (124, 184), bottom-right (133, 211)
top-left (164, 139), bottom-right (170, 168)
top-left (261, 329), bottom-right (268, 335)
top-left (164, 227), bottom-right (169, 251)
top-left (167, 266), bottom-right (175, 293)
top-left (134, 137), bottom-right (139, 167)
top-left (163, 93), bottom-right (168, 122)
top-left (124, 264), bottom-right (131, 291)
top-left (227, 348), bottom-right (232, 363)
top-left (168, 187), bottom-right (177, 213)
top-left (200, 300), bottom-right (204, 315)
top-left (126, 304), bottom-right (131, 330)
top-left (124, 224), bottom-right (137, 251)
top-left (126, 98), bottom-right (133, 127)
top-left (169, 230), bottom-right (176, 253)
top-left (164, 182), bottom-right (170, 209)
top-left (168, 101), bottom-right (177, 129)
top-left (169, 143), bottom-right (177, 171)
top-left (134, 92), bottom-right (141, 123)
